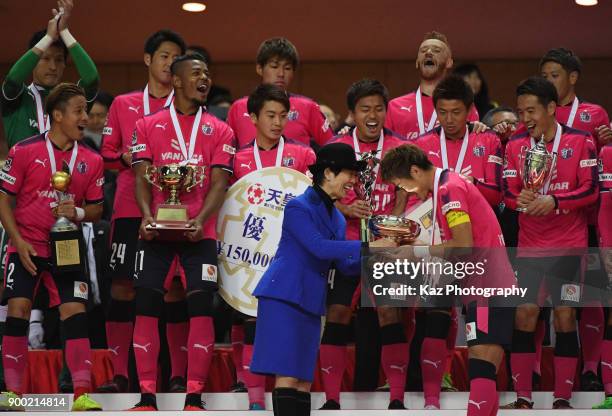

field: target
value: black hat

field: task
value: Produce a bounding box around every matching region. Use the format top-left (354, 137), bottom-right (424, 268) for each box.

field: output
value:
top-left (308, 142), bottom-right (367, 173)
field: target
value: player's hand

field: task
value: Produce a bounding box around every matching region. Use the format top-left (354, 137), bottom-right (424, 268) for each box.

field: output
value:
top-left (463, 175), bottom-right (475, 183)
top-left (471, 121), bottom-right (488, 134)
top-left (53, 0), bottom-right (73, 32)
top-left (139, 216), bottom-right (159, 240)
top-left (45, 15), bottom-right (60, 41)
top-left (595, 124), bottom-right (612, 146)
top-left (28, 321), bottom-right (46, 349)
top-left (345, 200), bottom-right (372, 219)
top-left (492, 121), bottom-right (516, 141)
top-left (15, 238), bottom-right (37, 275)
top-left (121, 152), bottom-right (132, 166)
top-left (55, 199), bottom-right (77, 220)
top-left (517, 189), bottom-right (537, 209)
top-left (185, 218), bottom-right (204, 242)
top-left (337, 125), bottom-right (351, 136)
top-left (526, 194), bottom-right (555, 216)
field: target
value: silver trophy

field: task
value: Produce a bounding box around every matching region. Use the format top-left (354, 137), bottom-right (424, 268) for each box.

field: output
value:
top-left (370, 215), bottom-right (421, 245)
top-left (355, 150), bottom-right (380, 242)
top-left (517, 135), bottom-right (557, 212)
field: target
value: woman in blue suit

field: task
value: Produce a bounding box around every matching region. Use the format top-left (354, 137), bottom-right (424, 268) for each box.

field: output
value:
top-left (251, 143), bottom-right (397, 415)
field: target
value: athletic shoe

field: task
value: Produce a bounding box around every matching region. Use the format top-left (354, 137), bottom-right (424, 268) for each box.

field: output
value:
top-left (319, 399), bottom-right (341, 410)
top-left (424, 404), bottom-right (440, 410)
top-left (128, 393), bottom-right (158, 411)
top-left (72, 394), bottom-right (103, 411)
top-left (388, 399), bottom-right (406, 409)
top-left (592, 396), bottom-right (612, 409)
top-left (552, 399), bottom-right (573, 409)
top-left (168, 376), bottom-right (186, 393)
top-left (375, 382), bottom-right (390, 392)
top-left (183, 393), bottom-right (206, 411)
top-left (0, 392), bottom-right (25, 411)
top-left (249, 402), bottom-right (265, 410)
top-left (96, 375), bottom-right (129, 393)
top-left (500, 397), bottom-right (534, 409)
top-left (580, 371), bottom-right (603, 391)
top-left (230, 381), bottom-right (248, 393)
top-left (441, 372), bottom-right (458, 392)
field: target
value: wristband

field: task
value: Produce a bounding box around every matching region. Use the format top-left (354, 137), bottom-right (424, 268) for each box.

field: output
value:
top-left (34, 34), bottom-right (54, 52)
top-left (413, 245), bottom-right (429, 259)
top-left (75, 207), bottom-right (85, 221)
top-left (30, 309), bottom-right (44, 323)
top-left (59, 29), bottom-right (77, 48)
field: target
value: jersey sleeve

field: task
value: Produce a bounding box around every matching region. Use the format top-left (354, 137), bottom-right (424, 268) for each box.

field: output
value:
top-left (555, 136), bottom-right (599, 210)
top-left (598, 147), bottom-right (612, 246)
top-left (594, 107), bottom-right (611, 147)
top-left (0, 144), bottom-right (28, 196)
top-left (69, 43), bottom-right (99, 102)
top-left (439, 180), bottom-right (470, 217)
top-left (85, 155), bottom-right (105, 205)
top-left (502, 140), bottom-right (521, 210)
top-left (131, 119), bottom-right (152, 164)
top-left (302, 147), bottom-right (316, 175)
top-left (309, 102), bottom-right (333, 146)
top-left (475, 134), bottom-right (503, 206)
top-left (100, 101), bottom-right (129, 170)
top-left (1, 50), bottom-right (39, 114)
top-left (211, 123), bottom-right (237, 173)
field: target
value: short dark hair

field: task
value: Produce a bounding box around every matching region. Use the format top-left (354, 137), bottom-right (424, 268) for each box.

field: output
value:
top-left (92, 91), bottom-right (114, 111)
top-left (516, 76), bottom-right (558, 107)
top-left (170, 54), bottom-right (207, 75)
top-left (346, 79), bottom-right (389, 111)
top-left (29, 30), bottom-right (68, 61)
top-left (539, 48), bottom-right (582, 75)
top-left (433, 75), bottom-right (474, 108)
top-left (381, 144), bottom-right (434, 182)
top-left (256, 37), bottom-right (299, 69)
top-left (423, 30), bottom-right (451, 50)
top-left (144, 30), bottom-right (186, 56)
top-left (482, 106), bottom-right (516, 128)
top-left (45, 82), bottom-right (85, 120)
top-left (311, 166), bottom-right (342, 186)
top-left (247, 84), bottom-right (290, 116)
top-left (186, 45), bottom-right (211, 65)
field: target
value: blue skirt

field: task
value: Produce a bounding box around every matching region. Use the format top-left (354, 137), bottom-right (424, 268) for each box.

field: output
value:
top-left (250, 297), bottom-right (321, 382)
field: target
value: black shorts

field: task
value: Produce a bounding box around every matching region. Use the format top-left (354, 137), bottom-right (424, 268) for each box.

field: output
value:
top-left (134, 238), bottom-right (218, 293)
top-left (326, 268), bottom-right (359, 307)
top-left (108, 217), bottom-right (141, 280)
top-left (2, 253), bottom-right (89, 306)
top-left (516, 255), bottom-right (581, 306)
top-left (582, 226), bottom-right (609, 301)
top-left (464, 299), bottom-right (514, 348)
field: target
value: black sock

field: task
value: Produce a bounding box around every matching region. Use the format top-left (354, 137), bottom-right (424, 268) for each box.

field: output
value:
top-left (272, 388), bottom-right (297, 416)
top-left (296, 391), bottom-right (311, 416)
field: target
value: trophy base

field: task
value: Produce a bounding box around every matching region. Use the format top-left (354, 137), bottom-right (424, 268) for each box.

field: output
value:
top-left (146, 222), bottom-right (197, 242)
top-left (49, 229), bottom-right (84, 274)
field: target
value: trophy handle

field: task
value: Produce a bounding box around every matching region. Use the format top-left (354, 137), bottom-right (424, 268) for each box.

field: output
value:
top-left (185, 166), bottom-right (206, 192)
top-left (144, 165), bottom-right (164, 191)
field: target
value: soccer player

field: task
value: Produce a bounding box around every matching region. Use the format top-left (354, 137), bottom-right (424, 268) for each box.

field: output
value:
top-left (227, 37), bottom-right (332, 148)
top-left (541, 48), bottom-right (611, 390)
top-left (0, 83), bottom-right (104, 411)
top-left (385, 31), bottom-right (479, 140)
top-left (381, 144), bottom-right (516, 416)
top-left (318, 79), bottom-right (409, 410)
top-left (593, 143), bottom-right (612, 409)
top-left (130, 54), bottom-right (236, 411)
top-left (98, 30), bottom-right (186, 393)
top-left (232, 83), bottom-right (315, 410)
top-left (1, 0), bottom-right (98, 148)
top-left (503, 77), bottom-right (598, 409)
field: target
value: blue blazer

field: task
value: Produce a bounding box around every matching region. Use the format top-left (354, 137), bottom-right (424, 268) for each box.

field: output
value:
top-left (253, 187), bottom-right (361, 316)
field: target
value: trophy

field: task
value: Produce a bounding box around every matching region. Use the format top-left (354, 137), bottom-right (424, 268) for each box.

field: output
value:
top-left (517, 135), bottom-right (557, 212)
top-left (144, 163), bottom-right (206, 241)
top-left (370, 215), bottom-right (421, 245)
top-left (355, 150), bottom-right (380, 242)
top-left (49, 161), bottom-right (83, 273)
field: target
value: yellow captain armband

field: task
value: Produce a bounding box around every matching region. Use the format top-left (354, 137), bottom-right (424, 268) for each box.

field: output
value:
top-left (446, 210), bottom-right (471, 228)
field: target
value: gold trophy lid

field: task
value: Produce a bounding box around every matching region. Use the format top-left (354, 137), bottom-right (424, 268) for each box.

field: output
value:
top-left (50, 170), bottom-right (71, 192)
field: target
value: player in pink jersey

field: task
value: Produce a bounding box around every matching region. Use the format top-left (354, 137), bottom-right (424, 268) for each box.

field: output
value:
top-left (227, 37), bottom-right (332, 148)
top-left (129, 54), bottom-right (236, 411)
top-left (0, 84), bottom-right (104, 411)
top-left (503, 77), bottom-right (599, 410)
top-left (385, 31), bottom-right (479, 141)
top-left (413, 75), bottom-right (503, 207)
top-left (98, 30), bottom-right (188, 394)
top-left (230, 84), bottom-right (315, 410)
top-left (380, 144), bottom-right (516, 416)
top-left (318, 79), bottom-right (409, 410)
top-left (541, 48), bottom-right (611, 391)
top-left (593, 144), bottom-right (612, 409)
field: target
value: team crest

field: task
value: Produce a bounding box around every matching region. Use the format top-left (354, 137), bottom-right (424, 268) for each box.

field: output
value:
top-left (282, 156), bottom-right (295, 167)
top-left (287, 110), bottom-right (299, 121)
top-left (598, 158), bottom-right (604, 173)
top-left (201, 123), bottom-right (214, 135)
top-left (2, 158), bottom-right (12, 172)
top-left (560, 147), bottom-right (573, 159)
top-left (579, 111), bottom-right (591, 123)
top-left (472, 145), bottom-right (485, 157)
top-left (77, 160), bottom-right (88, 174)
top-left (131, 131), bottom-right (137, 146)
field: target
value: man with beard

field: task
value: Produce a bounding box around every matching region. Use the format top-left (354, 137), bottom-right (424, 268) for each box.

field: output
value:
top-left (129, 54), bottom-right (236, 410)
